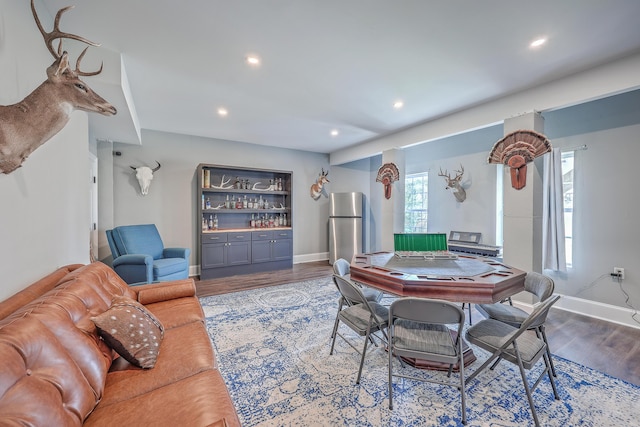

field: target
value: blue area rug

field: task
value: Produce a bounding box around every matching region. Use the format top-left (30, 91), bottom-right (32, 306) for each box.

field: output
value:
top-left (200, 278), bottom-right (640, 426)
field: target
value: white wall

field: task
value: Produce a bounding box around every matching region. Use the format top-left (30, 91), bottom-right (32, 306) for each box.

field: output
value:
top-left (0, 0), bottom-right (91, 300)
top-left (105, 130), bottom-right (330, 267)
top-left (544, 123), bottom-right (640, 307)
top-left (404, 125), bottom-right (504, 245)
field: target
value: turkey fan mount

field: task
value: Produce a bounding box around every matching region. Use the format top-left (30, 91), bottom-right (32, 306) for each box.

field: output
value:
top-left (376, 162), bottom-right (400, 199)
top-left (488, 130), bottom-right (552, 190)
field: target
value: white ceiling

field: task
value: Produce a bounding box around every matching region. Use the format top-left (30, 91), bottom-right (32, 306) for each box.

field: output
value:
top-left (39, 0), bottom-right (640, 154)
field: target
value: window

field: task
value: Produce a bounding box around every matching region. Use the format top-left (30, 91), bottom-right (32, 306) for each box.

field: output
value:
top-left (405, 172), bottom-right (428, 233)
top-left (561, 151), bottom-right (574, 267)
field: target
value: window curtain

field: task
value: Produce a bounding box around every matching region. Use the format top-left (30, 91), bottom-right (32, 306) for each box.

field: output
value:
top-left (542, 147), bottom-right (567, 271)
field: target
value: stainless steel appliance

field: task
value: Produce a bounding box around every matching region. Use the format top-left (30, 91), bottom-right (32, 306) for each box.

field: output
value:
top-left (329, 192), bottom-right (363, 265)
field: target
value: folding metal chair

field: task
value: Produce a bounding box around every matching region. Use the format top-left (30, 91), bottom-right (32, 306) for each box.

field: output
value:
top-left (329, 275), bottom-right (389, 384)
top-left (476, 271), bottom-right (557, 376)
top-left (465, 295), bottom-right (561, 427)
top-left (388, 297), bottom-right (468, 425)
top-left (333, 258), bottom-right (383, 303)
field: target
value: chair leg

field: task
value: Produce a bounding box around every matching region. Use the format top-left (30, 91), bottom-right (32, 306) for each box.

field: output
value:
top-left (330, 313), bottom-right (339, 340)
top-left (513, 344), bottom-right (541, 427)
top-left (538, 326), bottom-right (557, 377)
top-left (542, 350), bottom-right (560, 400)
top-left (465, 350), bottom-right (503, 385)
top-left (330, 297), bottom-right (347, 353)
top-left (388, 336), bottom-right (394, 410)
top-left (329, 316), bottom-right (341, 355)
top-left (458, 340), bottom-right (467, 425)
top-left (489, 356), bottom-right (503, 371)
top-left (461, 303), bottom-right (472, 324)
top-left (356, 323), bottom-right (372, 384)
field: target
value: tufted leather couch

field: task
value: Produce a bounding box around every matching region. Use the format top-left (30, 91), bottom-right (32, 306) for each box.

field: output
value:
top-left (0, 262), bottom-right (240, 427)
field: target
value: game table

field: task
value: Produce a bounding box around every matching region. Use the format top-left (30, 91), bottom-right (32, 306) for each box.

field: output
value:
top-left (349, 251), bottom-right (526, 370)
top-left (350, 251), bottom-right (525, 304)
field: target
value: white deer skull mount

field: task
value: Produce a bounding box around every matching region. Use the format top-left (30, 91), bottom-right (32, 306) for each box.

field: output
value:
top-left (130, 162), bottom-right (161, 195)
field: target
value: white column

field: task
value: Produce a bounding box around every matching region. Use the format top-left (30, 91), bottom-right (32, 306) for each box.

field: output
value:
top-left (380, 149), bottom-right (405, 251)
top-left (502, 112), bottom-right (544, 273)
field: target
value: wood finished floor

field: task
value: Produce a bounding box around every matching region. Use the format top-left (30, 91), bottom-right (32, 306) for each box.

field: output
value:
top-left (195, 261), bottom-right (640, 386)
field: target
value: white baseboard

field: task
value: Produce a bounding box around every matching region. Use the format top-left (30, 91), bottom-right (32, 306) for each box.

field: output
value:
top-left (513, 294), bottom-right (640, 330)
top-left (189, 265), bottom-right (200, 277)
top-left (293, 252), bottom-right (329, 264)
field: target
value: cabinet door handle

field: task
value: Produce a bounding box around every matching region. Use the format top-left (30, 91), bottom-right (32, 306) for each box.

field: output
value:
top-left (235, 235), bottom-right (244, 239)
top-left (258, 234), bottom-right (268, 238)
top-left (208, 236), bottom-right (219, 240)
top-left (279, 233), bottom-right (288, 237)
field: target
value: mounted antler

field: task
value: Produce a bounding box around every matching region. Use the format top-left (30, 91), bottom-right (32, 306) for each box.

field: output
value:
top-left (31, 0), bottom-right (103, 76)
top-left (0, 0), bottom-right (116, 174)
top-left (211, 174), bottom-right (234, 189)
top-left (438, 164), bottom-right (466, 202)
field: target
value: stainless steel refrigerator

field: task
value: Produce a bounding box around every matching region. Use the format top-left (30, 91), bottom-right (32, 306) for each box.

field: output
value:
top-left (329, 192), bottom-right (363, 265)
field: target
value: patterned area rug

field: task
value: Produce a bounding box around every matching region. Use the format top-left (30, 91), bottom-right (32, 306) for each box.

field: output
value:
top-left (200, 278), bottom-right (640, 426)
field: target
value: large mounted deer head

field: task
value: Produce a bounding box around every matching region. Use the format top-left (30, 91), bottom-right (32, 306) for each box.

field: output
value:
top-left (438, 165), bottom-right (466, 202)
top-left (0, 0), bottom-right (116, 175)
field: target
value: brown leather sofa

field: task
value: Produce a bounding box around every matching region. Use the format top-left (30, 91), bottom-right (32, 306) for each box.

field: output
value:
top-left (0, 262), bottom-right (240, 427)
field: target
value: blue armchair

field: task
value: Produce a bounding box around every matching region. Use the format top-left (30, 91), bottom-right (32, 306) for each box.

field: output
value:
top-left (106, 224), bottom-right (191, 285)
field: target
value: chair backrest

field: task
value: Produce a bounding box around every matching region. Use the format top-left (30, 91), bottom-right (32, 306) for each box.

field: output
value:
top-left (524, 272), bottom-right (555, 302)
top-left (508, 295), bottom-right (561, 345)
top-left (390, 297), bottom-right (465, 328)
top-left (333, 275), bottom-right (368, 306)
top-left (107, 224), bottom-right (165, 260)
top-left (105, 229), bottom-right (122, 259)
top-left (333, 258), bottom-right (350, 277)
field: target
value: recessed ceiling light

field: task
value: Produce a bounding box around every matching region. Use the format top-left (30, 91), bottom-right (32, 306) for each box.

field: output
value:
top-left (330, 129), bottom-right (339, 137)
top-left (393, 100), bottom-right (404, 109)
top-left (530, 38), bottom-right (547, 48)
top-left (217, 107), bottom-right (228, 117)
top-left (246, 55), bottom-right (261, 66)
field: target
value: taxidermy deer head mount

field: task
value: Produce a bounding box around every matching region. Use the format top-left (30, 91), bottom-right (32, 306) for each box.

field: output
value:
top-left (310, 168), bottom-right (330, 200)
top-left (438, 165), bottom-right (466, 202)
top-left (131, 162), bottom-right (161, 196)
top-left (0, 0), bottom-right (117, 175)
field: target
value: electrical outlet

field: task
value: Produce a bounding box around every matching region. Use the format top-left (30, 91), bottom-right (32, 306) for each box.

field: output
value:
top-left (613, 267), bottom-right (625, 280)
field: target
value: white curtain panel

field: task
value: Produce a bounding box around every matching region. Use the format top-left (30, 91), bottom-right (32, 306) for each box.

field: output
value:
top-left (542, 147), bottom-right (567, 271)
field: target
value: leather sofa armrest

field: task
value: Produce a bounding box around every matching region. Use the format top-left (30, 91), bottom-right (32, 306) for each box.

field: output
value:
top-left (134, 279), bottom-right (196, 305)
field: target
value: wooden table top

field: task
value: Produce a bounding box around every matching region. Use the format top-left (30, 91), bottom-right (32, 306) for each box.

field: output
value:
top-left (350, 251), bottom-right (526, 304)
